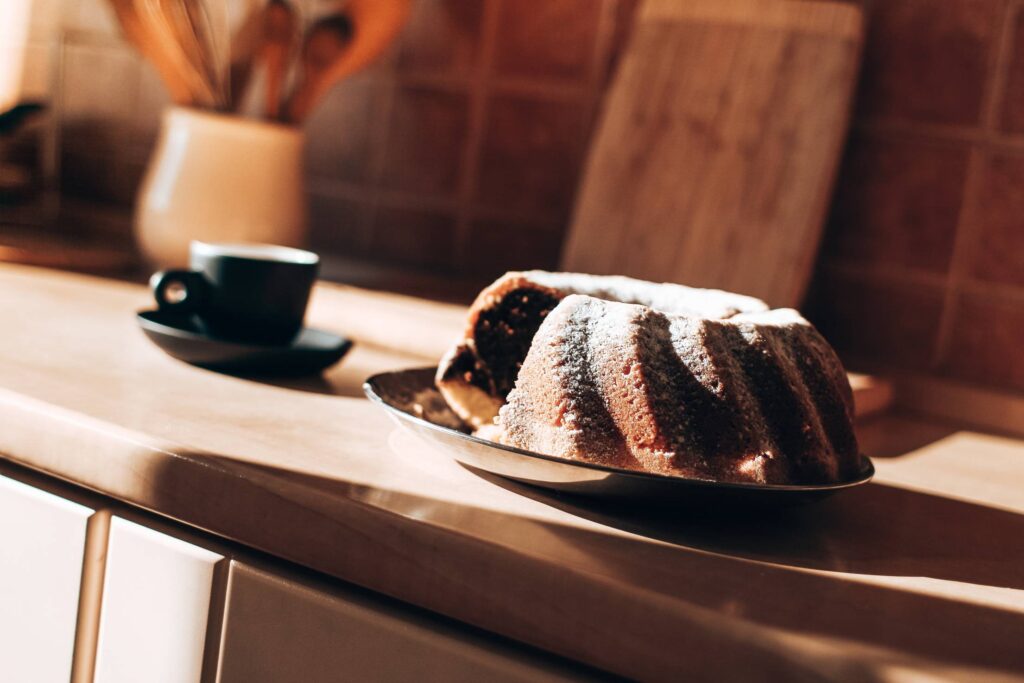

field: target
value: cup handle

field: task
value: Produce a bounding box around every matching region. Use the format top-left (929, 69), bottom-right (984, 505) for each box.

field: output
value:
top-left (150, 270), bottom-right (209, 314)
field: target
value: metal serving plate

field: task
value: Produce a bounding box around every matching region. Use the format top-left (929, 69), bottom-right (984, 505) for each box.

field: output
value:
top-left (364, 367), bottom-right (875, 507)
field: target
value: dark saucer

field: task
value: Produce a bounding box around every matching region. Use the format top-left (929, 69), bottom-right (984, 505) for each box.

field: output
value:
top-left (137, 310), bottom-right (352, 376)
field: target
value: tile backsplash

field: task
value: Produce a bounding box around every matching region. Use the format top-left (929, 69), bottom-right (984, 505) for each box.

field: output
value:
top-left (41, 0), bottom-right (629, 277)
top-left (16, 0), bottom-right (1024, 395)
top-left (809, 0), bottom-right (1024, 395)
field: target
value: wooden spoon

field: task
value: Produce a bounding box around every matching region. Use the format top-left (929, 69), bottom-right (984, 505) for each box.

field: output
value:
top-left (227, 0), bottom-right (265, 111)
top-left (195, 0), bottom-right (231, 104)
top-left (134, 0), bottom-right (220, 106)
top-left (283, 13), bottom-right (351, 123)
top-left (261, 0), bottom-right (297, 119)
top-left (182, 0), bottom-right (231, 106)
top-left (157, 0), bottom-right (224, 107)
top-left (283, 0), bottom-right (412, 124)
top-left (106, 0), bottom-right (194, 104)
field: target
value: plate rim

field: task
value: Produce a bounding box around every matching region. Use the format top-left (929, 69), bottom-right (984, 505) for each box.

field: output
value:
top-left (363, 367), bottom-right (876, 494)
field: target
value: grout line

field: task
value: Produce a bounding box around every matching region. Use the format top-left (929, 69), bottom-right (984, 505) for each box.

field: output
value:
top-left (576, 0), bottom-right (620, 179)
top-left (932, 146), bottom-right (983, 368)
top-left (963, 130), bottom-right (1024, 151)
top-left (553, 0), bottom-right (622, 267)
top-left (468, 203), bottom-right (566, 230)
top-left (825, 261), bottom-right (950, 290)
top-left (452, 0), bottom-right (501, 267)
top-left (983, 0), bottom-right (1020, 132)
top-left (589, 0), bottom-right (623, 101)
top-left (930, 153), bottom-right (982, 370)
top-left (855, 115), bottom-right (1024, 154)
top-left (360, 63), bottom-right (401, 255)
top-left (308, 178), bottom-right (459, 212)
top-left (488, 78), bottom-right (594, 101)
top-left (931, 1), bottom-right (1017, 370)
top-left (958, 276), bottom-right (1024, 302)
top-left (852, 119), bottom-right (987, 146)
top-left (309, 176), bottom-right (571, 230)
top-left (394, 70), bottom-right (593, 101)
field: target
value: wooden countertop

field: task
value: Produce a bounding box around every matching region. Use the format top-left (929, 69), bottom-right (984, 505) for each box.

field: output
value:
top-left (0, 264), bottom-right (1021, 681)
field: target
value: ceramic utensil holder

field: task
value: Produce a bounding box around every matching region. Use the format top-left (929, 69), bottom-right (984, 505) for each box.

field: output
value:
top-left (134, 107), bottom-right (307, 267)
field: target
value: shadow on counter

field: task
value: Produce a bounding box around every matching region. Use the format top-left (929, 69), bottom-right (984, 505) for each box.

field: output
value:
top-left (469, 467), bottom-right (1024, 591)
top-left (146, 446), bottom-right (1024, 678)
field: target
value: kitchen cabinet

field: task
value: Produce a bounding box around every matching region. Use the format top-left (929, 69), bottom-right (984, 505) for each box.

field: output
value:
top-left (0, 473), bottom-right (95, 683)
top-left (216, 561), bottom-right (586, 682)
top-left (93, 517), bottom-right (225, 683)
top-left (0, 464), bottom-right (592, 683)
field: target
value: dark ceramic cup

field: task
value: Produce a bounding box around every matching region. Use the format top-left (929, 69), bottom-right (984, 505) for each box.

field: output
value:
top-left (150, 242), bottom-right (320, 346)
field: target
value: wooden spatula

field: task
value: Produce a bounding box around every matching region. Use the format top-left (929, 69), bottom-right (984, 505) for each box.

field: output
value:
top-left (107, 0), bottom-right (195, 104)
top-left (283, 0), bottom-right (411, 123)
top-left (157, 0), bottom-right (226, 108)
top-left (227, 0), bottom-right (267, 111)
top-left (561, 0), bottom-right (864, 307)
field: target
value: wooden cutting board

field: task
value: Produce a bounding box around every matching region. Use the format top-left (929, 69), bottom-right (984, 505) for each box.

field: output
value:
top-left (561, 0), bottom-right (864, 307)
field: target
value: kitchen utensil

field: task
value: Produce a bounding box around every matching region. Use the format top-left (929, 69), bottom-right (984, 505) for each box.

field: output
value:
top-left (107, 0), bottom-right (194, 104)
top-left (261, 0), bottom-right (297, 120)
top-left (284, 0), bottom-right (411, 123)
top-left (181, 0), bottom-right (230, 104)
top-left (364, 368), bottom-right (875, 507)
top-left (561, 0), bottom-right (864, 307)
top-left (194, 0), bottom-right (231, 102)
top-left (138, 310), bottom-right (351, 375)
top-left (283, 13), bottom-right (353, 123)
top-left (150, 241), bottom-right (319, 345)
top-left (157, 0), bottom-right (224, 107)
top-left (227, 0), bottom-right (265, 110)
top-left (137, 0), bottom-right (221, 106)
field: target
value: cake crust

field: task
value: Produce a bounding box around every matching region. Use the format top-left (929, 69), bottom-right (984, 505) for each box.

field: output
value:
top-left (496, 296), bottom-right (859, 485)
top-left (436, 271), bottom-right (769, 428)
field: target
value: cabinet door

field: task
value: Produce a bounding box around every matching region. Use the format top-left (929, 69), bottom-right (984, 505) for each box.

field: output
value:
top-left (94, 517), bottom-right (224, 683)
top-left (0, 473), bottom-right (94, 683)
top-left (216, 562), bottom-right (586, 682)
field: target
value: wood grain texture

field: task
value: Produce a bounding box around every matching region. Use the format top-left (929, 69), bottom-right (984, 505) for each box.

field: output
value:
top-left (562, 0), bottom-right (864, 307)
top-left (0, 265), bottom-right (1019, 682)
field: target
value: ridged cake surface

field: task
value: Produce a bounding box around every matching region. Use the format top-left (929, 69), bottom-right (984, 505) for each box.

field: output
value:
top-left (436, 271), bottom-right (769, 428)
top-left (496, 295), bottom-right (859, 485)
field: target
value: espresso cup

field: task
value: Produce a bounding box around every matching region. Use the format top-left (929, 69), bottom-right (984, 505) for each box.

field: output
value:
top-left (150, 242), bottom-right (319, 345)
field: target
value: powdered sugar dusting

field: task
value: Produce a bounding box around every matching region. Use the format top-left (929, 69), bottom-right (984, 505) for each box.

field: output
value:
top-left (520, 271), bottom-right (769, 319)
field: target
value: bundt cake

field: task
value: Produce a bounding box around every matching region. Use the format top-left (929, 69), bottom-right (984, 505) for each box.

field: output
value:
top-left (436, 271), bottom-right (769, 428)
top-left (495, 295), bottom-right (859, 485)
